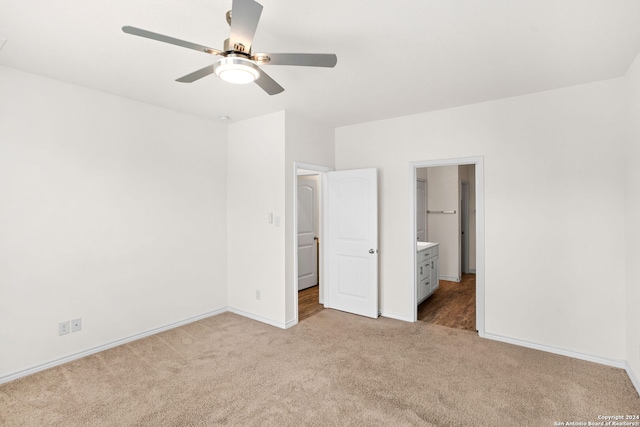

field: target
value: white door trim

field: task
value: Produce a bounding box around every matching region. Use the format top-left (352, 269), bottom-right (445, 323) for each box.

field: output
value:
top-left (409, 156), bottom-right (485, 337)
top-left (293, 162), bottom-right (333, 324)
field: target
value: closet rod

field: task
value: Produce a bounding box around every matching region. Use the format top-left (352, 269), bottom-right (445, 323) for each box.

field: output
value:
top-left (427, 210), bottom-right (456, 214)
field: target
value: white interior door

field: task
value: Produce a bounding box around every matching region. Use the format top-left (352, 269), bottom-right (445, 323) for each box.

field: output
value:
top-left (297, 175), bottom-right (318, 290)
top-left (325, 168), bottom-right (378, 318)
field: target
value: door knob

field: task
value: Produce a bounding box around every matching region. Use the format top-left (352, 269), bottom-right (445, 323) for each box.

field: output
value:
top-left (369, 249), bottom-right (375, 254)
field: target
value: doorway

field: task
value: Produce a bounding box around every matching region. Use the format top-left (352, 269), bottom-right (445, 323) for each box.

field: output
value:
top-left (410, 157), bottom-right (485, 336)
top-left (297, 172), bottom-right (324, 320)
top-left (297, 173), bottom-right (319, 291)
top-left (293, 163), bottom-right (380, 324)
top-left (295, 164), bottom-right (328, 322)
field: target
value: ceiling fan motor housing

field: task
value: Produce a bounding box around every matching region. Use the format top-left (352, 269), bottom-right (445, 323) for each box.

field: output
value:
top-left (223, 38), bottom-right (249, 55)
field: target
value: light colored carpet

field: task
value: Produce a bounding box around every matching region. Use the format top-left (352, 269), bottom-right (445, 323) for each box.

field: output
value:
top-left (1, 310), bottom-right (639, 426)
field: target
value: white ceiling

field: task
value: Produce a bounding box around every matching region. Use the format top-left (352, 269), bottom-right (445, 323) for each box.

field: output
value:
top-left (1, 0), bottom-right (640, 128)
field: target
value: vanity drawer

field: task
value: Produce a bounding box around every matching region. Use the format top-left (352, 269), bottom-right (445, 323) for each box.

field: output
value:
top-left (418, 249), bottom-right (432, 262)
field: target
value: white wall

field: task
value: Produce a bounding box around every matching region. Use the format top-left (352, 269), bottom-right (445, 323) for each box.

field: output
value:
top-left (226, 111), bottom-right (333, 327)
top-left (0, 66), bottom-right (228, 379)
top-left (227, 112), bottom-right (286, 325)
top-left (426, 166), bottom-right (460, 281)
top-left (624, 52), bottom-right (640, 386)
top-left (336, 77), bottom-right (627, 361)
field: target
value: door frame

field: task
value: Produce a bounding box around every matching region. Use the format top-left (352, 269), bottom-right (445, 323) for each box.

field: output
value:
top-left (461, 180), bottom-right (470, 274)
top-left (409, 156), bottom-right (485, 337)
top-left (416, 178), bottom-right (427, 242)
top-left (293, 162), bottom-right (333, 324)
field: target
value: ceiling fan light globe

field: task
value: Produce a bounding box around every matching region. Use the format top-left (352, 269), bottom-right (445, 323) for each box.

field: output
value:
top-left (218, 68), bottom-right (258, 84)
top-left (214, 57), bottom-right (260, 84)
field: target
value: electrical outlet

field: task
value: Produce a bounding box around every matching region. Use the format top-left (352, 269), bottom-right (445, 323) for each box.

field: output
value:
top-left (58, 321), bottom-right (70, 336)
top-left (71, 318), bottom-right (82, 332)
top-left (256, 290), bottom-right (261, 300)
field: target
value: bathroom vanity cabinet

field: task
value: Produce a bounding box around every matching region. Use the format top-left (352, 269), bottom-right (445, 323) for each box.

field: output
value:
top-left (417, 243), bottom-right (439, 305)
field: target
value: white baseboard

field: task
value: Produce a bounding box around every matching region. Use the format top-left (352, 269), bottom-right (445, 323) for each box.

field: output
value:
top-left (483, 332), bottom-right (626, 369)
top-left (284, 318), bottom-right (298, 329)
top-left (227, 307), bottom-right (289, 329)
top-left (626, 361), bottom-right (640, 397)
top-left (440, 276), bottom-right (460, 282)
top-left (380, 311), bottom-right (413, 322)
top-left (0, 307), bottom-right (228, 385)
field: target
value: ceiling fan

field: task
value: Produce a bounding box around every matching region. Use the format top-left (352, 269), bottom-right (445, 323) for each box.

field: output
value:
top-left (122, 0), bottom-right (337, 95)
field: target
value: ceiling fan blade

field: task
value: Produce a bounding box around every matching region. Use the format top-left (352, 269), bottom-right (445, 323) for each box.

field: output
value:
top-left (176, 65), bottom-right (215, 83)
top-left (122, 26), bottom-right (222, 56)
top-left (253, 53), bottom-right (337, 68)
top-left (254, 68), bottom-right (284, 95)
top-left (228, 0), bottom-right (263, 53)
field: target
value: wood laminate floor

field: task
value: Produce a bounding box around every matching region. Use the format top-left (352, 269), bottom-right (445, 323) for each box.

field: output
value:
top-left (298, 285), bottom-right (324, 321)
top-left (300, 274), bottom-right (475, 329)
top-left (418, 273), bottom-right (476, 331)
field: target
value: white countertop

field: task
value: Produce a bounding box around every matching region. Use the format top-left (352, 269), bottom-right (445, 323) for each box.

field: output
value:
top-left (417, 241), bottom-right (439, 251)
